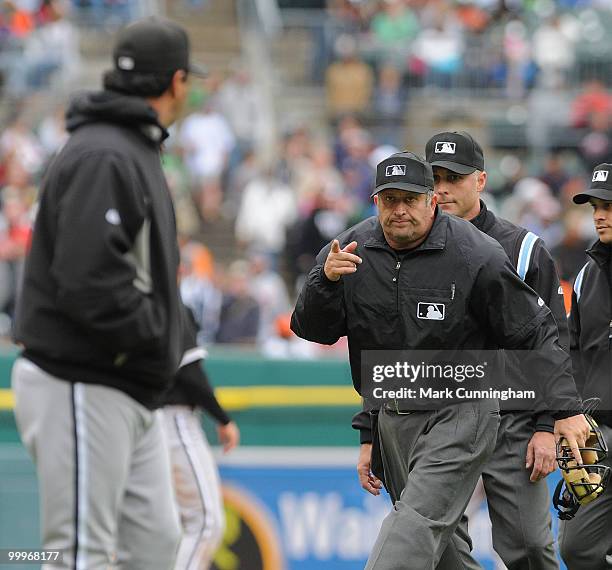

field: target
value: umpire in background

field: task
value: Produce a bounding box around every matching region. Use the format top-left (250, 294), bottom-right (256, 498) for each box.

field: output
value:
top-left (11, 18), bottom-right (205, 570)
top-left (559, 163), bottom-right (612, 570)
top-left (428, 131), bottom-right (566, 570)
top-left (291, 152), bottom-right (589, 569)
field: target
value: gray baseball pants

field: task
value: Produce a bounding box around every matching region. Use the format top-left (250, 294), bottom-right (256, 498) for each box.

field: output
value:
top-left (481, 412), bottom-right (558, 570)
top-left (441, 412), bottom-right (558, 570)
top-left (12, 357), bottom-right (181, 570)
top-left (366, 399), bottom-right (500, 570)
top-left (559, 424), bottom-right (612, 570)
top-left (161, 407), bottom-right (225, 570)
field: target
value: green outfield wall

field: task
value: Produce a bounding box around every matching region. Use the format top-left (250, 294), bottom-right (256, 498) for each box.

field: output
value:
top-left (0, 346), bottom-right (360, 560)
top-left (0, 346), bottom-right (359, 446)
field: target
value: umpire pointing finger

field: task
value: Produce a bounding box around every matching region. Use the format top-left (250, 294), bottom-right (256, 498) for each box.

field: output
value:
top-left (291, 151), bottom-right (588, 569)
top-left (324, 240), bottom-right (362, 281)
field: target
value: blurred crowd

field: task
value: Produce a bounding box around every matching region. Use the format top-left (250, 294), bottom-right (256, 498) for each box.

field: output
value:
top-left (319, 0), bottom-right (612, 120)
top-left (0, 0), bottom-right (80, 98)
top-left (0, 0), bottom-right (611, 356)
top-left (0, 62), bottom-right (606, 355)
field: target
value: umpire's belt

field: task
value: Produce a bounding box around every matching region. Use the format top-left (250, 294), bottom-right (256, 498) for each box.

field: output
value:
top-left (383, 399), bottom-right (414, 415)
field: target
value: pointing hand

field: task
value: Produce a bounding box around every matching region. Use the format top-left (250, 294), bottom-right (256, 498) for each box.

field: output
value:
top-left (324, 240), bottom-right (362, 282)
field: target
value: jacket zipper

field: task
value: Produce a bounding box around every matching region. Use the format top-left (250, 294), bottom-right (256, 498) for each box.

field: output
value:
top-left (451, 282), bottom-right (456, 301)
top-left (393, 260), bottom-right (401, 312)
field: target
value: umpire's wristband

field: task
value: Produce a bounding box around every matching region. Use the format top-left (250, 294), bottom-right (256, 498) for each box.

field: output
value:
top-left (360, 428), bottom-right (373, 445)
top-left (534, 412), bottom-right (555, 434)
top-left (552, 410), bottom-right (583, 420)
top-left (319, 265), bottom-right (342, 288)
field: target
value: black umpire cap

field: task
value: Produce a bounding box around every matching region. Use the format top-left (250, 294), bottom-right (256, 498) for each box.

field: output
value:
top-left (426, 131), bottom-right (485, 175)
top-left (573, 163), bottom-right (612, 204)
top-left (371, 152), bottom-right (434, 198)
top-left (113, 17), bottom-right (207, 78)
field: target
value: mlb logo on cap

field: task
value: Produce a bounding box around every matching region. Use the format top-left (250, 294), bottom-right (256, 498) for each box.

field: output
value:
top-left (386, 164), bottom-right (406, 176)
top-left (593, 170), bottom-right (609, 182)
top-left (435, 142), bottom-right (456, 154)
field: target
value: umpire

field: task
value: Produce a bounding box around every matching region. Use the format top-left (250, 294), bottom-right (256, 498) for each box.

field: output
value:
top-left (11, 18), bottom-right (205, 570)
top-left (426, 131), bottom-right (566, 570)
top-left (559, 163), bottom-right (612, 570)
top-left (291, 152), bottom-right (589, 569)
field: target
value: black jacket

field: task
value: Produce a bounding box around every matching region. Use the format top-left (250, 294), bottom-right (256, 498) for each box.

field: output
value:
top-left (162, 306), bottom-right (231, 425)
top-left (15, 91), bottom-right (183, 409)
top-left (471, 202), bottom-right (569, 351)
top-left (471, 202), bottom-right (568, 431)
top-left (569, 240), bottom-right (612, 426)
top-left (352, 202), bottom-right (570, 441)
top-left (291, 209), bottom-right (581, 440)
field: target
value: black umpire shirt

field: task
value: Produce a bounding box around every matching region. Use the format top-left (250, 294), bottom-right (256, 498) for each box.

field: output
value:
top-left (291, 207), bottom-right (581, 438)
top-left (569, 240), bottom-right (612, 426)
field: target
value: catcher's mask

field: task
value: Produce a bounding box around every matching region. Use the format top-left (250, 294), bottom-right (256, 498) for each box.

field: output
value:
top-left (553, 403), bottom-right (610, 520)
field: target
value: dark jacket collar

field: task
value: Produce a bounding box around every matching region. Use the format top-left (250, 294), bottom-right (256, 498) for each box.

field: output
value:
top-left (365, 206), bottom-right (449, 252)
top-left (65, 90), bottom-right (169, 145)
top-left (586, 240), bottom-right (611, 269)
top-left (469, 200), bottom-right (496, 233)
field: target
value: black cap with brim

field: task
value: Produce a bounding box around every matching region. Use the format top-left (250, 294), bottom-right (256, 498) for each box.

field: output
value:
top-left (574, 163), bottom-right (612, 204)
top-left (371, 182), bottom-right (430, 197)
top-left (372, 152), bottom-right (434, 198)
top-left (573, 188), bottom-right (612, 204)
top-left (113, 17), bottom-right (208, 78)
top-left (426, 131), bottom-right (484, 175)
top-left (428, 160), bottom-right (477, 175)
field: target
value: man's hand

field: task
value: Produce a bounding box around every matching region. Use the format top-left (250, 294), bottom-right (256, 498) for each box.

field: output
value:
top-left (217, 421), bottom-right (240, 454)
top-left (357, 443), bottom-right (383, 496)
top-left (526, 431), bottom-right (557, 482)
top-left (324, 240), bottom-right (362, 282)
top-left (554, 414), bottom-right (591, 466)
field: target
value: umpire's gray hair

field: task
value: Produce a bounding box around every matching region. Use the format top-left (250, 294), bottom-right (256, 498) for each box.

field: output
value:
top-left (425, 188), bottom-right (434, 206)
